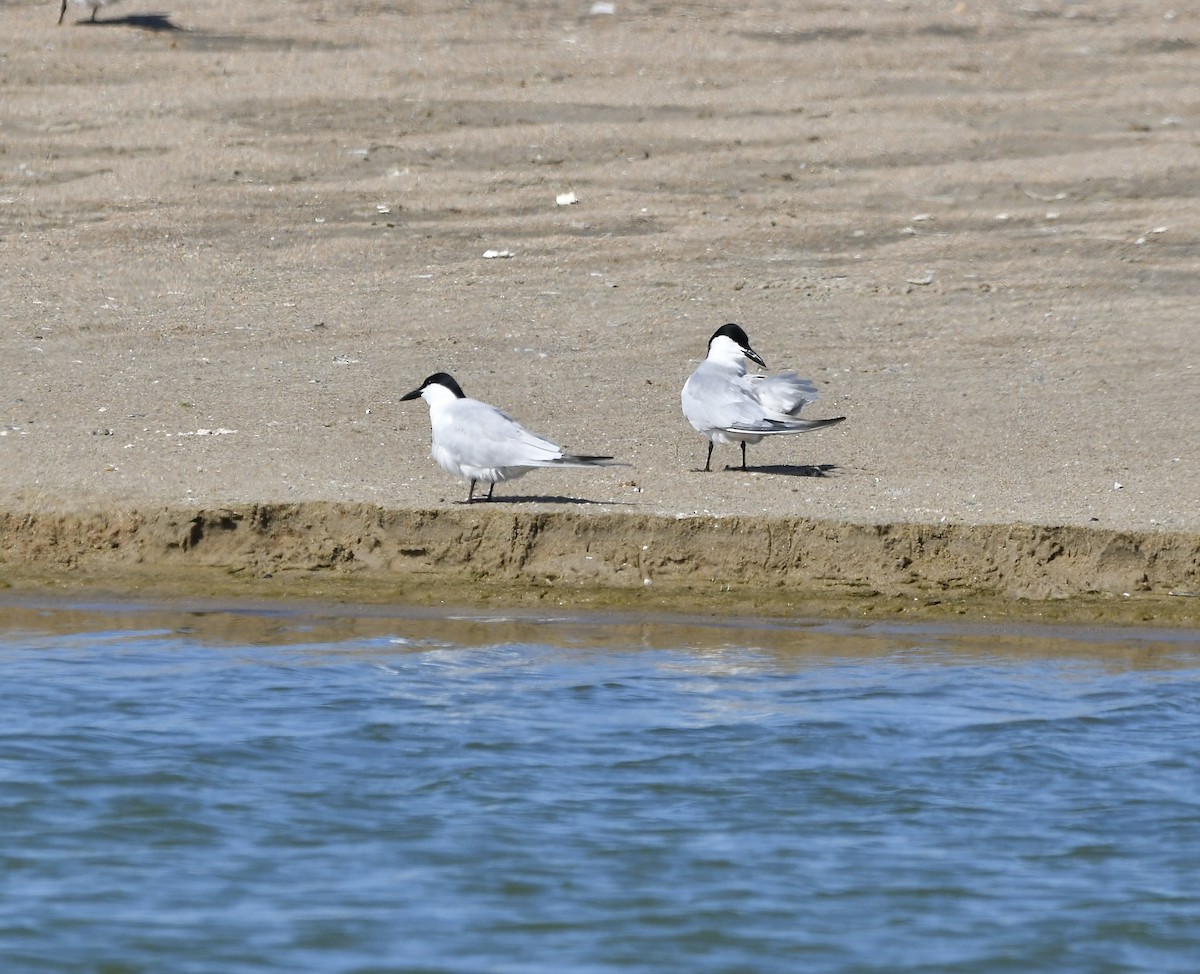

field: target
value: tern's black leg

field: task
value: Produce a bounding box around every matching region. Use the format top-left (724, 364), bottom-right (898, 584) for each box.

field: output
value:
top-left (703, 441), bottom-right (714, 472)
top-left (58, 0), bottom-right (67, 23)
top-left (91, 7), bottom-right (98, 20)
top-left (466, 480), bottom-right (477, 503)
top-left (740, 442), bottom-right (748, 470)
top-left (486, 482), bottom-right (495, 501)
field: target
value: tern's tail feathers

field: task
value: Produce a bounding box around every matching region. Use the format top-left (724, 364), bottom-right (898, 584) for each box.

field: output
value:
top-left (554, 454), bottom-right (617, 467)
top-left (730, 416), bottom-right (845, 436)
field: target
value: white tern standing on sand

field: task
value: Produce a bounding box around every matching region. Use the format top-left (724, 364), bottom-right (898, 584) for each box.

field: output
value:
top-left (401, 372), bottom-right (616, 503)
top-left (681, 323), bottom-right (845, 472)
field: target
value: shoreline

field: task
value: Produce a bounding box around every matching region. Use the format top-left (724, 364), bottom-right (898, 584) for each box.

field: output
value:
top-left (3, 503), bottom-right (1197, 628)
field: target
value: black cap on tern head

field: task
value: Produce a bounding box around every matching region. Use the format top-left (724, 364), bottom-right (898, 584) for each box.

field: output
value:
top-left (400, 372), bottom-right (466, 401)
top-left (709, 323), bottom-right (766, 368)
top-left (710, 323), bottom-right (751, 349)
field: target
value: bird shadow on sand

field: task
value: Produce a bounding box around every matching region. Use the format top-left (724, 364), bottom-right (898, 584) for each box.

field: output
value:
top-left (720, 463), bottom-right (840, 478)
top-left (81, 13), bottom-right (182, 31)
top-left (455, 494), bottom-right (632, 507)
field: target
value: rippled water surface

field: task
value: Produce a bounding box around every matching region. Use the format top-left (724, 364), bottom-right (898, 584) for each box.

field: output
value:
top-left (2, 599), bottom-right (1199, 973)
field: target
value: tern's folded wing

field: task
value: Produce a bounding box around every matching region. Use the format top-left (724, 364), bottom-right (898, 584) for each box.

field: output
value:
top-left (444, 399), bottom-right (568, 468)
top-left (731, 415), bottom-right (845, 435)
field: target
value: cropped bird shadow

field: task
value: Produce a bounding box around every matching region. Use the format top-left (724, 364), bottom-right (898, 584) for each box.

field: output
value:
top-left (722, 462), bottom-right (840, 478)
top-left (84, 13), bottom-right (181, 30)
top-left (455, 494), bottom-right (630, 507)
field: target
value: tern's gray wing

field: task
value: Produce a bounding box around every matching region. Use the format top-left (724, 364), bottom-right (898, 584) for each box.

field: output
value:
top-left (747, 371), bottom-right (820, 417)
top-left (685, 364), bottom-right (844, 435)
top-left (736, 415), bottom-right (846, 435)
top-left (683, 363), bottom-right (780, 433)
top-left (440, 398), bottom-right (568, 469)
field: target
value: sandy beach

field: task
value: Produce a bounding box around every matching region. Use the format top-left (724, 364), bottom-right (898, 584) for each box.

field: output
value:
top-left (2, 0), bottom-right (1198, 622)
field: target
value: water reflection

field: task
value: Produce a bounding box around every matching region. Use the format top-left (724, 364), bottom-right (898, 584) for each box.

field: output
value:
top-left (1, 594), bottom-right (1196, 666)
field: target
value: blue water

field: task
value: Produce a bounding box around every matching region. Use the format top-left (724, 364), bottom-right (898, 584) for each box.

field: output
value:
top-left (2, 600), bottom-right (1199, 974)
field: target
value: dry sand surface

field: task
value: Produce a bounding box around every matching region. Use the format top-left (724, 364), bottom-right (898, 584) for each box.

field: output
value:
top-left (2, 0), bottom-right (1198, 621)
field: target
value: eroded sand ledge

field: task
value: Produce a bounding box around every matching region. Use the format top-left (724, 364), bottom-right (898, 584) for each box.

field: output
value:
top-left (2, 505), bottom-right (1197, 627)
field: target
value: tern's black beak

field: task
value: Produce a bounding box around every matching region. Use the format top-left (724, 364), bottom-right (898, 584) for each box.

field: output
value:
top-left (745, 346), bottom-right (767, 369)
top-left (399, 386), bottom-right (423, 401)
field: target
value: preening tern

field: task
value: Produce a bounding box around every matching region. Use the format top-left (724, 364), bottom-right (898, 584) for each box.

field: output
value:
top-left (681, 323), bottom-right (845, 472)
top-left (401, 372), bottom-right (615, 502)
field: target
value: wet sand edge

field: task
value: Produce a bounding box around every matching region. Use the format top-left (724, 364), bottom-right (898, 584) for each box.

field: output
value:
top-left (1, 504), bottom-right (1197, 628)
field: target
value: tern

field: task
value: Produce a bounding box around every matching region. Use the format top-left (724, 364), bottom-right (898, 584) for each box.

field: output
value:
top-left (58, 0), bottom-right (122, 23)
top-left (401, 372), bottom-right (616, 503)
top-left (681, 323), bottom-right (845, 472)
